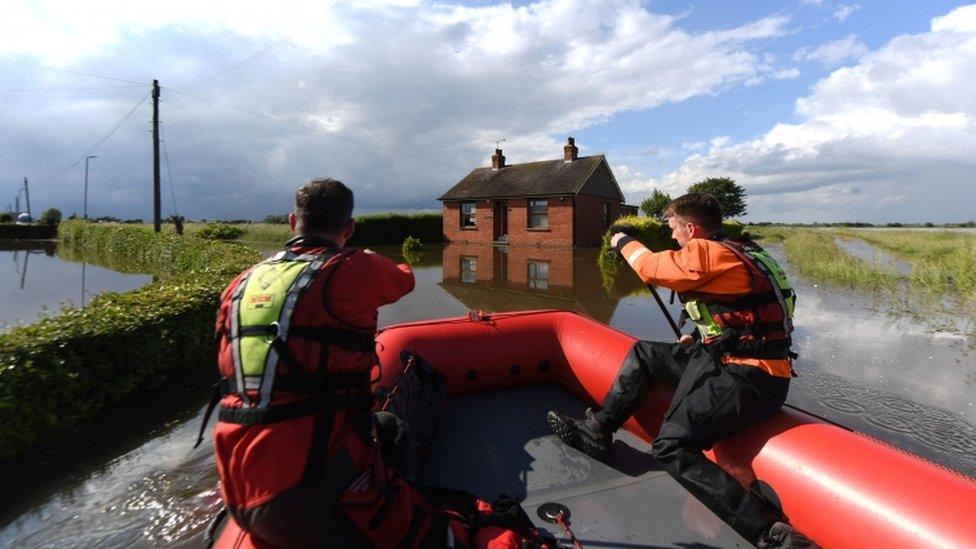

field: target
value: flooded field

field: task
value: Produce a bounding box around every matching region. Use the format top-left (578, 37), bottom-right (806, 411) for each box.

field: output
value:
top-left (1, 240), bottom-right (973, 547)
top-left (0, 242), bottom-right (152, 331)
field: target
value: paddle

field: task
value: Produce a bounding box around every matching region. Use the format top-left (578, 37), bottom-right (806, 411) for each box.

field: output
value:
top-left (647, 283), bottom-right (681, 339)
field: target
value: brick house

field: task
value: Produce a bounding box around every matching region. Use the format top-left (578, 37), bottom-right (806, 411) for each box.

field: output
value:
top-left (439, 138), bottom-right (637, 247)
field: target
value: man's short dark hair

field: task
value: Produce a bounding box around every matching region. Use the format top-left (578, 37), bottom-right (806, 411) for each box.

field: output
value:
top-left (295, 178), bottom-right (354, 234)
top-left (664, 192), bottom-right (722, 232)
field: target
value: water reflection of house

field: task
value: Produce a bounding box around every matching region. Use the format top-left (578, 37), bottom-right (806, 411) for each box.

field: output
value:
top-left (440, 243), bottom-right (632, 324)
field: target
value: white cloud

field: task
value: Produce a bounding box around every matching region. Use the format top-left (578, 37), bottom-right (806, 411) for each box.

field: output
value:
top-left (931, 4), bottom-right (976, 32)
top-left (0, 0), bottom-right (794, 218)
top-left (793, 35), bottom-right (868, 67)
top-left (800, 0), bottom-right (824, 5)
top-left (832, 4), bottom-right (860, 23)
top-left (636, 5), bottom-right (976, 222)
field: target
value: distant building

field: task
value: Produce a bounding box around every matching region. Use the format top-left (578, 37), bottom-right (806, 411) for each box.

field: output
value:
top-left (439, 137), bottom-right (638, 247)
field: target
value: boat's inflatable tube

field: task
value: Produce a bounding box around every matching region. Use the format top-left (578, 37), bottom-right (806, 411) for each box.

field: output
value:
top-left (214, 309), bottom-right (976, 548)
top-left (373, 310), bottom-right (976, 549)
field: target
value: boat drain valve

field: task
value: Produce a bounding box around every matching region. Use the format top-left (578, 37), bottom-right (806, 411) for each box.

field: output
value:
top-left (537, 502), bottom-right (570, 524)
top-left (537, 502), bottom-right (583, 549)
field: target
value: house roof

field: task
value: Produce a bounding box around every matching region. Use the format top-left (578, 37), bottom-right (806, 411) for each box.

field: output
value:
top-left (439, 155), bottom-right (621, 201)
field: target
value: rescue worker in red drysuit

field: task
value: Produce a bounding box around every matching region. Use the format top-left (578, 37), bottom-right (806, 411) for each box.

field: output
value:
top-left (207, 179), bottom-right (550, 549)
top-left (209, 179), bottom-right (442, 547)
top-left (547, 193), bottom-right (817, 549)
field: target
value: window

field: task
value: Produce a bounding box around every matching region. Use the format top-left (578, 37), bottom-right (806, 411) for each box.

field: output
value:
top-left (460, 256), bottom-right (477, 283)
top-left (603, 202), bottom-right (611, 228)
top-left (527, 260), bottom-right (550, 290)
top-left (460, 202), bottom-right (476, 228)
top-left (527, 199), bottom-right (549, 229)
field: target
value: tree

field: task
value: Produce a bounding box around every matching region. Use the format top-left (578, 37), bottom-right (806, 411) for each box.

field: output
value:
top-left (687, 177), bottom-right (747, 218)
top-left (40, 207), bottom-right (63, 224)
top-left (640, 189), bottom-right (671, 220)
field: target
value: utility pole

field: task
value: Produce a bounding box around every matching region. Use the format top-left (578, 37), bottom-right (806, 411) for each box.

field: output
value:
top-left (23, 177), bottom-right (31, 218)
top-left (83, 155), bottom-right (97, 219)
top-left (152, 79), bottom-right (161, 233)
top-left (15, 195), bottom-right (20, 213)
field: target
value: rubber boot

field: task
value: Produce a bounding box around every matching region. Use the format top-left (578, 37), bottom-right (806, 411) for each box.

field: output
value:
top-left (546, 407), bottom-right (612, 460)
top-left (757, 522), bottom-right (819, 549)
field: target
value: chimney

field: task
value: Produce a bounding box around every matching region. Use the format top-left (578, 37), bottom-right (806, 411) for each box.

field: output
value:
top-left (564, 136), bottom-right (578, 162)
top-left (491, 148), bottom-right (506, 170)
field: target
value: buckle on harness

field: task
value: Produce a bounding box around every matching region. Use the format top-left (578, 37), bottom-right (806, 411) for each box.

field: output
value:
top-left (265, 321), bottom-right (280, 343)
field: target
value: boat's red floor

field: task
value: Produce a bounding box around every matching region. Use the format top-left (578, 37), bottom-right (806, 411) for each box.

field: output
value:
top-left (419, 384), bottom-right (750, 548)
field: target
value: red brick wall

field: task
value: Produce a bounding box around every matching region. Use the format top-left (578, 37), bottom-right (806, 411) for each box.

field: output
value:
top-left (442, 200), bottom-right (494, 244)
top-left (573, 195), bottom-right (626, 247)
top-left (504, 197), bottom-right (574, 247)
top-left (445, 196), bottom-right (628, 247)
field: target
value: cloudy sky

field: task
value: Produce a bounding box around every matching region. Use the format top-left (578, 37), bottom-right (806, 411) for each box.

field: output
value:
top-left (1, 0), bottom-right (974, 222)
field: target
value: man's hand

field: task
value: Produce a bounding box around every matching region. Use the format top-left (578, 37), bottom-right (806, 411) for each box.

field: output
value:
top-left (608, 223), bottom-right (640, 251)
top-left (678, 334), bottom-right (694, 346)
top-left (608, 223), bottom-right (639, 239)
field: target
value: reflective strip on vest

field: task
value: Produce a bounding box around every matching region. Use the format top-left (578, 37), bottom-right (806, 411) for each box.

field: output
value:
top-left (229, 270), bottom-right (254, 406)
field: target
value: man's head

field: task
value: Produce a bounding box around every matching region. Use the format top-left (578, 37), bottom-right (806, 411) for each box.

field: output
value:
top-left (289, 178), bottom-right (355, 245)
top-left (663, 192), bottom-right (723, 247)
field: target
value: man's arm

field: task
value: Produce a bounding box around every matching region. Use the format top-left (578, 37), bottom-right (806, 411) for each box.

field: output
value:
top-left (360, 249), bottom-right (415, 306)
top-left (610, 234), bottom-right (718, 293)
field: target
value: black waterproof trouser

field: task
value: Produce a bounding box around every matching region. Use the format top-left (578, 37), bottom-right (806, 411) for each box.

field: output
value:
top-left (592, 340), bottom-right (790, 545)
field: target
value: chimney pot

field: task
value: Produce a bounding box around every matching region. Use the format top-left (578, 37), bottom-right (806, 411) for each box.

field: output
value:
top-left (564, 137), bottom-right (578, 162)
top-left (492, 148), bottom-right (506, 170)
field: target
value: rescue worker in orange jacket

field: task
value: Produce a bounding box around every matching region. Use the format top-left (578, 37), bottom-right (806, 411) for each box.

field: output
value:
top-left (547, 193), bottom-right (816, 549)
top-left (208, 179), bottom-right (446, 547)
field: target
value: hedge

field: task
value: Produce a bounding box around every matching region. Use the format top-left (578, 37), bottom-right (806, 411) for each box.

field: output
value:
top-left (0, 223), bottom-right (57, 240)
top-left (176, 212), bottom-right (445, 246)
top-left (0, 221), bottom-right (259, 460)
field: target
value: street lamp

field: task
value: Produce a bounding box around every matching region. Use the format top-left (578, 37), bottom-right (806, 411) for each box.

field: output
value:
top-left (83, 155), bottom-right (97, 220)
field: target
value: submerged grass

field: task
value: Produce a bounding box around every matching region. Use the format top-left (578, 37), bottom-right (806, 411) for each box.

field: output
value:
top-left (836, 229), bottom-right (976, 299)
top-left (750, 226), bottom-right (976, 329)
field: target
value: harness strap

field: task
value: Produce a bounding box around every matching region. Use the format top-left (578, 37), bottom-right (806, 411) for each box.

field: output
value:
top-left (232, 323), bottom-right (375, 353)
top-left (218, 393), bottom-right (374, 425)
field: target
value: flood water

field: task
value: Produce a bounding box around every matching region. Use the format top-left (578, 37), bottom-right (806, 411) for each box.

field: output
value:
top-left (1, 241), bottom-right (974, 547)
top-left (0, 242), bottom-right (152, 331)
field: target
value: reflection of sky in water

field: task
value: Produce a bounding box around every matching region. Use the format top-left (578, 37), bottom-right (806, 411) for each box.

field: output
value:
top-left (1, 249), bottom-right (152, 330)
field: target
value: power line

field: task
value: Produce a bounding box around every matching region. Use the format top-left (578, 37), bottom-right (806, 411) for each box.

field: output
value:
top-left (163, 86), bottom-right (466, 172)
top-left (159, 122), bottom-right (180, 216)
top-left (46, 91), bottom-right (151, 182)
top-left (0, 57), bottom-right (146, 86)
top-left (0, 85), bottom-right (145, 92)
top-left (185, 0), bottom-right (353, 85)
top-left (189, 36), bottom-right (291, 85)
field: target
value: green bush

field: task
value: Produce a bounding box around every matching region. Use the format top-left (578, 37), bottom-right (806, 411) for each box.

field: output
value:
top-left (40, 208), bottom-right (63, 224)
top-left (0, 221), bottom-right (259, 460)
top-left (0, 213), bottom-right (13, 223)
top-left (197, 222), bottom-right (245, 240)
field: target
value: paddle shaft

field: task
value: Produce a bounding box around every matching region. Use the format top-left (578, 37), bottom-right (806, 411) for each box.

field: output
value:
top-left (647, 283), bottom-right (681, 338)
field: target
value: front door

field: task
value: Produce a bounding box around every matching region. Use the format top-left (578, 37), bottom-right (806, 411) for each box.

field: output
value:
top-left (493, 200), bottom-right (508, 242)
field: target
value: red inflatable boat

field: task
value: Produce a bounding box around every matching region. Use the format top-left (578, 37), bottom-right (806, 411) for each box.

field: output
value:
top-left (213, 310), bottom-right (976, 548)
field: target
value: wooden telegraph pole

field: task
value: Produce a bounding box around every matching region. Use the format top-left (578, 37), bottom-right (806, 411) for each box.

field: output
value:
top-left (152, 80), bottom-right (161, 232)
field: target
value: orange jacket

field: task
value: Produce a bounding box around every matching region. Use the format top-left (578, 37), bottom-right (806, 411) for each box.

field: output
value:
top-left (618, 237), bottom-right (792, 378)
